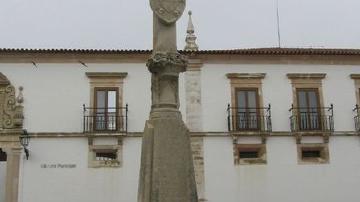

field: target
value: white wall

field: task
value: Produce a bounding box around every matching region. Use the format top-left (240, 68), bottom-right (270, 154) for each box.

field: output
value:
top-left (0, 63), bottom-right (188, 133)
top-left (20, 138), bottom-right (142, 202)
top-left (2, 62), bottom-right (359, 133)
top-left (202, 64), bottom-right (360, 132)
top-left (0, 161), bottom-right (6, 202)
top-left (18, 136), bottom-right (360, 202)
top-left (204, 136), bottom-right (360, 202)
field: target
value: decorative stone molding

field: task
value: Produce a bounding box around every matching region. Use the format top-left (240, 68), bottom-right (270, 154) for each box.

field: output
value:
top-left (184, 11), bottom-right (199, 51)
top-left (85, 72), bottom-right (128, 79)
top-left (85, 72), bottom-right (127, 120)
top-left (234, 144), bottom-right (267, 165)
top-left (147, 52), bottom-right (188, 74)
top-left (350, 74), bottom-right (360, 79)
top-left (287, 73), bottom-right (326, 79)
top-left (88, 144), bottom-right (122, 168)
top-left (0, 73), bottom-right (10, 85)
top-left (287, 73), bottom-right (328, 142)
top-left (350, 74), bottom-right (360, 106)
top-left (297, 143), bottom-right (329, 164)
top-left (227, 73), bottom-right (267, 137)
top-left (0, 73), bottom-right (24, 130)
top-left (226, 73), bottom-right (266, 80)
top-left (187, 59), bottom-right (203, 71)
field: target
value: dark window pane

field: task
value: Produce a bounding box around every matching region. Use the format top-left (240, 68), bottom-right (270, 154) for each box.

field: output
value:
top-left (247, 91), bottom-right (257, 108)
top-left (236, 89), bottom-right (259, 130)
top-left (96, 91), bottom-right (106, 110)
top-left (302, 150), bottom-right (321, 158)
top-left (308, 91), bottom-right (318, 109)
top-left (298, 91), bottom-right (307, 108)
top-left (297, 89), bottom-right (320, 130)
top-left (239, 151), bottom-right (259, 159)
top-left (237, 91), bottom-right (246, 109)
top-left (95, 151), bottom-right (117, 161)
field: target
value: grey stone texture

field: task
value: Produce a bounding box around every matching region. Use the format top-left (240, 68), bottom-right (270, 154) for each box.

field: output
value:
top-left (138, 0), bottom-right (198, 201)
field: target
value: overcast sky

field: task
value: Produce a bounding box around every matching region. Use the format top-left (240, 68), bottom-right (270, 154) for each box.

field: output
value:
top-left (0, 0), bottom-right (359, 50)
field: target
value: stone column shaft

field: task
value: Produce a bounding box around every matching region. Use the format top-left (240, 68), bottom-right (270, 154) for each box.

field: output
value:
top-left (5, 147), bottom-right (21, 202)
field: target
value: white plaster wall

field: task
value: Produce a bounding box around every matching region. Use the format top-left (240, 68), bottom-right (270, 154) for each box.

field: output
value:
top-left (0, 63), bottom-right (188, 133)
top-left (20, 138), bottom-right (142, 202)
top-left (202, 64), bottom-right (360, 132)
top-left (204, 136), bottom-right (360, 202)
top-left (18, 136), bottom-right (360, 202)
top-left (0, 162), bottom-right (6, 202)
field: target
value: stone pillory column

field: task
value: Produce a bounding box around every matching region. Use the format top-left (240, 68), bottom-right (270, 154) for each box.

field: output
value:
top-left (137, 0), bottom-right (198, 202)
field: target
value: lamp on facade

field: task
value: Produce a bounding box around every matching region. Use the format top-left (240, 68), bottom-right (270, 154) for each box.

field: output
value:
top-left (19, 129), bottom-right (30, 160)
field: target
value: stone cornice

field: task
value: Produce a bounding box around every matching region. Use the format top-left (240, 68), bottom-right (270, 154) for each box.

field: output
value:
top-left (85, 72), bottom-right (128, 79)
top-left (23, 131), bottom-right (359, 138)
top-left (350, 74), bottom-right (360, 79)
top-left (0, 73), bottom-right (10, 85)
top-left (287, 73), bottom-right (326, 79)
top-left (226, 73), bottom-right (266, 79)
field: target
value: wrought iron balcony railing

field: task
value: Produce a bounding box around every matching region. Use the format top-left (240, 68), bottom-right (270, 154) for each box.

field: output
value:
top-left (227, 104), bottom-right (272, 132)
top-left (83, 104), bottom-right (128, 133)
top-left (289, 104), bottom-right (334, 132)
top-left (353, 104), bottom-right (360, 132)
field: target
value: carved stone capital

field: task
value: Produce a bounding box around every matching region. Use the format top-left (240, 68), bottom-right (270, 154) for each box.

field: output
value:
top-left (147, 52), bottom-right (187, 75)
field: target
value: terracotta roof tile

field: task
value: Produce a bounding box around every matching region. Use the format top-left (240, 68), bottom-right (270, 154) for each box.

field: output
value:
top-left (1, 47), bottom-right (360, 56)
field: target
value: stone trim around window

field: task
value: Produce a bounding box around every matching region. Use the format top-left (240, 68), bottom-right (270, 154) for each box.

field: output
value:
top-left (287, 73), bottom-right (326, 109)
top-left (233, 144), bottom-right (267, 165)
top-left (287, 73), bottom-right (329, 143)
top-left (350, 74), bottom-right (360, 106)
top-left (86, 72), bottom-right (127, 110)
top-left (88, 144), bottom-right (122, 168)
top-left (297, 143), bottom-right (329, 164)
top-left (226, 73), bottom-right (266, 134)
top-left (226, 73), bottom-right (266, 109)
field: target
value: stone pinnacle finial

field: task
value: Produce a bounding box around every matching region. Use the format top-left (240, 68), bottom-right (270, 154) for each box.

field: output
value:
top-left (16, 86), bottom-right (24, 104)
top-left (184, 10), bottom-right (199, 51)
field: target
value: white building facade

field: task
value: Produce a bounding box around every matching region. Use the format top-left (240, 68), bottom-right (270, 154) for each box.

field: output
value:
top-left (1, 48), bottom-right (360, 202)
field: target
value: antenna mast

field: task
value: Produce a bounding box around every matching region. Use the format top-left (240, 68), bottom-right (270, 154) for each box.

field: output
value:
top-left (276, 0), bottom-right (282, 48)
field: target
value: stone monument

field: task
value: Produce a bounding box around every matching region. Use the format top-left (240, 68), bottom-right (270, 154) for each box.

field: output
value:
top-left (137, 0), bottom-right (198, 201)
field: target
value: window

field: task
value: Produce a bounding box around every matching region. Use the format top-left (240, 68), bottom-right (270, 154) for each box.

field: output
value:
top-left (0, 149), bottom-right (6, 162)
top-left (236, 89), bottom-right (259, 130)
top-left (88, 145), bottom-right (122, 168)
top-left (85, 72), bottom-right (128, 133)
top-left (226, 73), bottom-right (271, 133)
top-left (297, 144), bottom-right (329, 164)
top-left (287, 74), bottom-right (333, 140)
top-left (239, 150), bottom-right (259, 159)
top-left (296, 89), bottom-right (321, 130)
top-left (95, 150), bottom-right (117, 161)
top-left (350, 74), bottom-right (360, 132)
top-left (94, 88), bottom-right (118, 131)
top-left (234, 144), bottom-right (267, 165)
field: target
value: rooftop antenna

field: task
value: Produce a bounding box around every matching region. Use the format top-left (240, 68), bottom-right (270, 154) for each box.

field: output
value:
top-left (276, 0), bottom-right (282, 48)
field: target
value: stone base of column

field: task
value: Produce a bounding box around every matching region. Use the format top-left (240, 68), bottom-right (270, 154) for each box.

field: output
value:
top-left (138, 114), bottom-right (198, 202)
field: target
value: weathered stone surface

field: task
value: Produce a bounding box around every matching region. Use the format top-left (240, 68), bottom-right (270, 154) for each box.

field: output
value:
top-left (190, 137), bottom-right (205, 200)
top-left (0, 82), bottom-right (24, 130)
top-left (150, 0), bottom-right (186, 24)
top-left (185, 68), bottom-right (202, 132)
top-left (138, 117), bottom-right (198, 202)
top-left (138, 0), bottom-right (198, 201)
